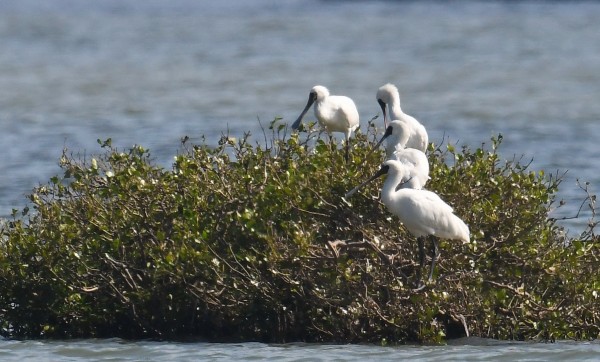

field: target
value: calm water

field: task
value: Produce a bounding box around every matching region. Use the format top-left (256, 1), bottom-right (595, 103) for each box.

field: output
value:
top-left (1, 338), bottom-right (600, 361)
top-left (1, 0), bottom-right (599, 230)
top-left (1, 0), bottom-right (600, 358)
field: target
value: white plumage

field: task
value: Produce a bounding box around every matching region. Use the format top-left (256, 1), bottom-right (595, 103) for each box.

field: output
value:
top-left (379, 161), bottom-right (469, 243)
top-left (292, 85), bottom-right (359, 160)
top-left (345, 160), bottom-right (469, 287)
top-left (376, 83), bottom-right (428, 153)
top-left (372, 120), bottom-right (430, 190)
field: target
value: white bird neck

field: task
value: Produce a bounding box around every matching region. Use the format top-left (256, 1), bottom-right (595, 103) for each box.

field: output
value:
top-left (385, 125), bottom-right (410, 157)
top-left (387, 95), bottom-right (403, 120)
top-left (380, 170), bottom-right (406, 207)
top-left (385, 142), bottom-right (397, 158)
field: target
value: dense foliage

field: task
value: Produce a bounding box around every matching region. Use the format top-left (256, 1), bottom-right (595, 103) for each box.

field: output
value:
top-left (0, 119), bottom-right (598, 343)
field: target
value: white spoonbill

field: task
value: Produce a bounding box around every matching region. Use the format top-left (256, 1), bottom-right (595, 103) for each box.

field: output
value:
top-left (345, 160), bottom-right (470, 287)
top-left (370, 120), bottom-right (429, 189)
top-left (376, 83), bottom-right (428, 153)
top-left (292, 85), bottom-right (359, 161)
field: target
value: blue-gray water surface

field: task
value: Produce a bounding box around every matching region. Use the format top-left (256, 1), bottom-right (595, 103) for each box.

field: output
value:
top-left (1, 0), bottom-right (600, 358)
top-left (1, 338), bottom-right (600, 361)
top-left (1, 0), bottom-right (599, 231)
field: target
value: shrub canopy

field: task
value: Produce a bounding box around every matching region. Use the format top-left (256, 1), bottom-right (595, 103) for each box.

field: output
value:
top-left (0, 119), bottom-right (598, 343)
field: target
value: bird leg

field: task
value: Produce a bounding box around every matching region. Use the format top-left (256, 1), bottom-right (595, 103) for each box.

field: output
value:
top-left (326, 133), bottom-right (338, 161)
top-left (344, 138), bottom-right (350, 163)
top-left (414, 236), bottom-right (426, 288)
top-left (327, 133), bottom-right (334, 148)
top-left (427, 236), bottom-right (440, 282)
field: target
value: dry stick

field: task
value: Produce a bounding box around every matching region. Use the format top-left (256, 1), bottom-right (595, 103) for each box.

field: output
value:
top-left (332, 239), bottom-right (408, 280)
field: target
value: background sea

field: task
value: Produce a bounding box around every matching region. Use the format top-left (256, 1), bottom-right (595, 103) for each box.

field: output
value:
top-left (1, 0), bottom-right (599, 359)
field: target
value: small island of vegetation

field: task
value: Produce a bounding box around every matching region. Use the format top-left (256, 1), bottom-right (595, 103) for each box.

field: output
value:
top-left (0, 119), bottom-right (598, 344)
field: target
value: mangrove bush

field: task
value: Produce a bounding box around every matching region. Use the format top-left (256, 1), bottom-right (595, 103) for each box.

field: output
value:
top-left (0, 119), bottom-right (598, 343)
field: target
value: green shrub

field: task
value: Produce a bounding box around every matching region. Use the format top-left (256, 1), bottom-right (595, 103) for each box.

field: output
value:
top-left (0, 119), bottom-right (598, 343)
